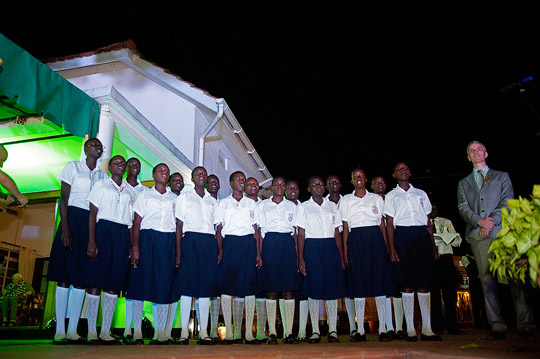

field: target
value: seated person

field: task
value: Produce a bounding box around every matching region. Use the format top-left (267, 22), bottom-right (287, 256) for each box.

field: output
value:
top-left (1, 273), bottom-right (35, 326)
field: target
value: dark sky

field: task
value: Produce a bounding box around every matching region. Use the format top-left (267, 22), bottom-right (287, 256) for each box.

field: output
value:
top-left (2, 3), bottom-right (540, 226)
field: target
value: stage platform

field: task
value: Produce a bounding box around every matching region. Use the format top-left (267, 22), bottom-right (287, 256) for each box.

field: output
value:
top-left (0, 329), bottom-right (538, 359)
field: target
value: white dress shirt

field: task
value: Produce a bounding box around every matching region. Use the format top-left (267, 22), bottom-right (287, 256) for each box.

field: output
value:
top-left (134, 186), bottom-right (177, 233)
top-left (88, 178), bottom-right (134, 227)
top-left (296, 197), bottom-right (341, 238)
top-left (215, 194), bottom-right (258, 236)
top-left (258, 196), bottom-right (297, 237)
top-left (123, 178), bottom-right (147, 201)
top-left (338, 191), bottom-right (384, 229)
top-left (57, 159), bottom-right (107, 210)
top-left (383, 184), bottom-right (431, 227)
top-left (175, 188), bottom-right (217, 235)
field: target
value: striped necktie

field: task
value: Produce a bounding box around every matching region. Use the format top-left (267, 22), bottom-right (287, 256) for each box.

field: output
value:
top-left (477, 170), bottom-right (484, 189)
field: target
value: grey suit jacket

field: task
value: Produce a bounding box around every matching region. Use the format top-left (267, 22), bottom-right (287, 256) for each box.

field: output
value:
top-left (457, 169), bottom-right (514, 242)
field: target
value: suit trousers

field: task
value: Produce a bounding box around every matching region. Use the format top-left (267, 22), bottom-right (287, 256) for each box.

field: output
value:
top-left (469, 237), bottom-right (535, 332)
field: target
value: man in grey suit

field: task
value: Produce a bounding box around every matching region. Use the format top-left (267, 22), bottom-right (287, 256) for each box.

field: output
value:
top-left (457, 140), bottom-right (535, 340)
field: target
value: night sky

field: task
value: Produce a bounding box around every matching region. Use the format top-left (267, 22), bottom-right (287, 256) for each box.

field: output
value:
top-left (2, 2), bottom-right (540, 229)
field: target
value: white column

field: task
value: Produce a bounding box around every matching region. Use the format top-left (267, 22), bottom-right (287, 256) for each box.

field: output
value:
top-left (97, 104), bottom-right (115, 174)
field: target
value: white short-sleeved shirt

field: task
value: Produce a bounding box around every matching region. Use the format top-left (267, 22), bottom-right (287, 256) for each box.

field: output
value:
top-left (296, 197), bottom-right (341, 238)
top-left (338, 191), bottom-right (384, 228)
top-left (57, 159), bottom-right (107, 210)
top-left (133, 186), bottom-right (177, 233)
top-left (383, 184), bottom-right (431, 227)
top-left (175, 188), bottom-right (217, 235)
top-left (258, 196), bottom-right (297, 237)
top-left (123, 178), bottom-right (147, 202)
top-left (87, 178), bottom-right (134, 227)
top-left (215, 194), bottom-right (258, 236)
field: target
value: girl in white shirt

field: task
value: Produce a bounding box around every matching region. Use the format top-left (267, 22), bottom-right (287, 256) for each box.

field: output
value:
top-left (297, 176), bottom-right (345, 344)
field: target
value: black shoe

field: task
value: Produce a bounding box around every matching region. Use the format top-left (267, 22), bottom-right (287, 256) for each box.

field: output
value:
top-left (149, 339), bottom-right (169, 345)
top-left (406, 335), bottom-right (418, 342)
top-left (387, 330), bottom-right (395, 340)
top-left (395, 330), bottom-right (406, 340)
top-left (197, 337), bottom-right (214, 345)
top-left (267, 334), bottom-right (278, 345)
top-left (517, 330), bottom-right (537, 341)
top-left (297, 336), bottom-right (309, 343)
top-left (132, 338), bottom-right (145, 345)
top-left (283, 334), bottom-right (298, 344)
top-left (176, 337), bottom-right (189, 345)
top-left (327, 331), bottom-right (339, 343)
top-left (99, 337), bottom-right (120, 345)
top-left (86, 339), bottom-right (100, 345)
top-left (358, 333), bottom-right (367, 342)
top-left (307, 332), bottom-right (321, 344)
top-left (231, 338), bottom-right (243, 344)
top-left (420, 334), bottom-right (442, 341)
top-left (487, 331), bottom-right (506, 340)
top-left (245, 338), bottom-right (260, 344)
top-left (67, 337), bottom-right (88, 345)
top-left (258, 337), bottom-right (268, 343)
top-left (123, 335), bottom-right (134, 344)
top-left (220, 339), bottom-right (233, 345)
top-left (349, 330), bottom-right (359, 342)
top-left (52, 338), bottom-right (68, 345)
top-left (379, 332), bottom-right (391, 342)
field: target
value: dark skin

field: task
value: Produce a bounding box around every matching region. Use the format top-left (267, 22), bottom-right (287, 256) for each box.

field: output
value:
top-left (175, 167), bottom-right (208, 268)
top-left (215, 172), bottom-right (262, 267)
top-left (126, 158), bottom-right (141, 188)
top-left (326, 175), bottom-right (342, 204)
top-left (371, 176), bottom-right (387, 200)
top-left (264, 178), bottom-right (296, 301)
top-left (342, 169), bottom-right (389, 268)
top-left (297, 177), bottom-right (345, 276)
top-left (206, 175), bottom-right (220, 199)
top-left (130, 164), bottom-right (170, 268)
top-left (58, 138), bottom-right (103, 289)
top-left (87, 155), bottom-right (127, 296)
top-left (385, 163), bottom-right (436, 294)
top-left (285, 181), bottom-right (299, 205)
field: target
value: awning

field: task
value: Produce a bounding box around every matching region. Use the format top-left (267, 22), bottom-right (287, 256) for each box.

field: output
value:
top-left (0, 33), bottom-right (100, 138)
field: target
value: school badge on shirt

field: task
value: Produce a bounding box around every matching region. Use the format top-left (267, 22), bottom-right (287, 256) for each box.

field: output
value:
top-left (249, 210), bottom-right (255, 219)
top-left (288, 212), bottom-right (293, 222)
top-left (332, 215), bottom-right (336, 224)
top-left (372, 205), bottom-right (379, 214)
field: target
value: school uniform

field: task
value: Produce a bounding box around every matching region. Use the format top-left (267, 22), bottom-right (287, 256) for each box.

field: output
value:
top-left (47, 159), bottom-right (107, 285)
top-left (126, 186), bottom-right (177, 304)
top-left (383, 184), bottom-right (434, 289)
top-left (82, 178), bottom-right (134, 292)
top-left (338, 191), bottom-right (394, 298)
top-left (297, 197), bottom-right (345, 300)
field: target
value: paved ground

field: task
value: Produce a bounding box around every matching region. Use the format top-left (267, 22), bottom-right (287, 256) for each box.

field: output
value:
top-left (0, 328), bottom-right (538, 359)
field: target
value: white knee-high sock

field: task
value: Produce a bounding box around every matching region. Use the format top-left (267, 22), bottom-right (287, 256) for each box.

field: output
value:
top-left (326, 299), bottom-right (338, 334)
top-left (210, 297), bottom-right (221, 339)
top-left (100, 293), bottom-right (118, 339)
top-left (221, 295), bottom-right (233, 340)
top-left (402, 292), bottom-right (416, 336)
top-left (194, 298), bottom-right (200, 327)
top-left (198, 298), bottom-right (210, 339)
top-left (393, 297), bottom-right (404, 332)
top-left (256, 298), bottom-right (267, 339)
top-left (180, 296), bottom-right (192, 339)
top-left (375, 296), bottom-right (386, 334)
top-left (86, 293), bottom-right (100, 340)
top-left (154, 303), bottom-right (169, 341)
top-left (124, 299), bottom-right (133, 337)
top-left (284, 299), bottom-right (295, 337)
top-left (266, 299), bottom-right (277, 336)
top-left (344, 297), bottom-right (356, 333)
top-left (279, 298), bottom-right (285, 338)
top-left (54, 286), bottom-right (69, 339)
top-left (165, 301), bottom-right (178, 340)
top-left (233, 297), bottom-right (244, 340)
top-left (66, 288), bottom-right (85, 340)
top-left (244, 296), bottom-right (255, 341)
top-left (417, 292), bottom-right (435, 336)
top-left (132, 300), bottom-right (144, 340)
top-left (308, 298), bottom-right (320, 336)
top-left (298, 300), bottom-right (308, 338)
top-left (354, 298), bottom-right (366, 335)
top-left (385, 297), bottom-right (394, 332)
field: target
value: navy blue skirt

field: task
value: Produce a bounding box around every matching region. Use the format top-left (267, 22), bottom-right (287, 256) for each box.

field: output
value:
top-left (393, 226), bottom-right (435, 289)
top-left (301, 237), bottom-right (345, 300)
top-left (47, 206), bottom-right (89, 285)
top-left (262, 232), bottom-right (299, 293)
top-left (219, 234), bottom-right (261, 297)
top-left (126, 229), bottom-right (176, 304)
top-left (79, 220), bottom-right (131, 292)
top-left (346, 226), bottom-right (395, 298)
top-left (171, 232), bottom-right (219, 299)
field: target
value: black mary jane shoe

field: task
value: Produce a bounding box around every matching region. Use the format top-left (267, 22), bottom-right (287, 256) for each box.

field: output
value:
top-left (327, 331), bottom-right (340, 343)
top-left (176, 337), bottom-right (189, 345)
top-left (245, 338), bottom-right (260, 344)
top-left (406, 335), bottom-right (418, 342)
top-left (52, 338), bottom-right (68, 345)
top-left (149, 339), bottom-right (169, 345)
top-left (283, 334), bottom-right (298, 344)
top-left (394, 330), bottom-right (406, 340)
top-left (307, 333), bottom-right (321, 344)
top-left (67, 337), bottom-right (88, 345)
top-left (420, 334), bottom-right (442, 342)
top-left (379, 332), bottom-right (391, 342)
top-left (349, 330), bottom-right (359, 342)
top-left (266, 334), bottom-right (278, 345)
top-left (197, 337), bottom-right (214, 345)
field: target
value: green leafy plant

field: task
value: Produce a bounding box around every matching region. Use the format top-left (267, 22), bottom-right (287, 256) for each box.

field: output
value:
top-left (489, 185), bottom-right (540, 287)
